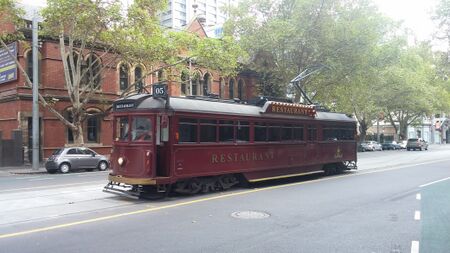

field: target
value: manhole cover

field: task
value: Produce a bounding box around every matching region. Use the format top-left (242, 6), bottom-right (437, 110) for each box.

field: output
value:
top-left (230, 211), bottom-right (270, 219)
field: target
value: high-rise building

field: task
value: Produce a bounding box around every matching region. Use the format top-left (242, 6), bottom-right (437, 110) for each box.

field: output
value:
top-left (160, 0), bottom-right (237, 37)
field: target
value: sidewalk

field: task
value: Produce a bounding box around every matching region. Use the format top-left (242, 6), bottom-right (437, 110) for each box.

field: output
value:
top-left (0, 164), bottom-right (47, 175)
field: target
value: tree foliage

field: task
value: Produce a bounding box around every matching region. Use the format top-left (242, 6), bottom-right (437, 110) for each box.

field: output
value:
top-left (226, 0), bottom-right (450, 142)
top-left (1, 0), bottom-right (244, 145)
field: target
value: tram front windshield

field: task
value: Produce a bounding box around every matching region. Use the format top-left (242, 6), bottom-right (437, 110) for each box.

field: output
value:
top-left (115, 116), bottom-right (152, 142)
top-left (131, 117), bottom-right (152, 141)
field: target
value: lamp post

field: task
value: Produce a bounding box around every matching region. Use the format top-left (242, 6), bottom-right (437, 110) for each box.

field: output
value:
top-left (32, 11), bottom-right (39, 170)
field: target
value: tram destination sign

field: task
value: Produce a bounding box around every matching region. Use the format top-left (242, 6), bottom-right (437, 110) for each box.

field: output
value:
top-left (0, 42), bottom-right (18, 85)
top-left (263, 101), bottom-right (316, 117)
top-left (114, 101), bottom-right (135, 110)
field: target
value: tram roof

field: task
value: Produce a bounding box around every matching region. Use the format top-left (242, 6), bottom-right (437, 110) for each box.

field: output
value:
top-left (115, 95), bottom-right (355, 123)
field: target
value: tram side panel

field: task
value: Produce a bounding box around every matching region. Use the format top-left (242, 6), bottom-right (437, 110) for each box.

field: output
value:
top-left (170, 141), bottom-right (355, 181)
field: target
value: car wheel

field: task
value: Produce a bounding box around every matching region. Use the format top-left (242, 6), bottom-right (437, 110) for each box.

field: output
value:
top-left (419, 147), bottom-right (423, 151)
top-left (59, 163), bottom-right (71, 173)
top-left (98, 161), bottom-right (108, 171)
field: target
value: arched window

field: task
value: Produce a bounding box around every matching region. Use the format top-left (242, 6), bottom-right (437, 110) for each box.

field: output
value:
top-left (64, 109), bottom-right (74, 143)
top-left (238, 79), bottom-right (245, 100)
top-left (119, 64), bottom-right (129, 91)
top-left (203, 73), bottom-right (211, 96)
top-left (25, 50), bottom-right (41, 84)
top-left (158, 69), bottom-right (166, 82)
top-left (86, 109), bottom-right (101, 143)
top-left (180, 70), bottom-right (189, 96)
top-left (83, 54), bottom-right (101, 88)
top-left (229, 78), bottom-right (235, 99)
top-left (219, 77), bottom-right (224, 98)
top-left (67, 52), bottom-right (80, 85)
top-left (134, 66), bottom-right (144, 92)
top-left (191, 72), bottom-right (201, 96)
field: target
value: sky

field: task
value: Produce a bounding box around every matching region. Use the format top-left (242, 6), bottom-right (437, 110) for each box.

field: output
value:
top-left (373, 0), bottom-right (439, 41)
top-left (20, 0), bottom-right (441, 44)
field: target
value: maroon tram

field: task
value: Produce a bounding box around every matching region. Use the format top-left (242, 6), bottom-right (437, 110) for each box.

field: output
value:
top-left (104, 94), bottom-right (357, 198)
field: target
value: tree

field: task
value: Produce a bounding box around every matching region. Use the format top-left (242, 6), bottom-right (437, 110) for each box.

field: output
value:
top-left (378, 43), bottom-right (446, 139)
top-left (1, 0), bottom-right (244, 145)
top-left (224, 0), bottom-right (391, 101)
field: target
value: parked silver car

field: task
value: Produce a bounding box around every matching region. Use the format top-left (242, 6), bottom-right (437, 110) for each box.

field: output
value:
top-left (406, 138), bottom-right (429, 151)
top-left (364, 141), bottom-right (383, 151)
top-left (45, 147), bottom-right (109, 173)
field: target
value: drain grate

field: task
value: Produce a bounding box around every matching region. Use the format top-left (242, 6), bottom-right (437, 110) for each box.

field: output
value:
top-left (231, 211), bottom-right (270, 219)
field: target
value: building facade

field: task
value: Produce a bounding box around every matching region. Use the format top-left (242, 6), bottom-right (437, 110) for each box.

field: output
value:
top-left (0, 15), bottom-right (257, 164)
top-left (367, 116), bottom-right (449, 144)
top-left (160, 0), bottom-right (236, 37)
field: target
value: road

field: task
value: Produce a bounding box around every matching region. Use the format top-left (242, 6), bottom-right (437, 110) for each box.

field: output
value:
top-left (0, 145), bottom-right (449, 253)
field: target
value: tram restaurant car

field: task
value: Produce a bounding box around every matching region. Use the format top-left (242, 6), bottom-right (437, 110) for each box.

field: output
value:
top-left (104, 94), bottom-right (357, 198)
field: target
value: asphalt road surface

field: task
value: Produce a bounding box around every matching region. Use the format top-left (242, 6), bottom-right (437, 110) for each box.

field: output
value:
top-left (0, 145), bottom-right (449, 253)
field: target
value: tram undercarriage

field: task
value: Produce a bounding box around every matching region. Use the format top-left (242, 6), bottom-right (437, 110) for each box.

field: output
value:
top-left (103, 161), bottom-right (356, 199)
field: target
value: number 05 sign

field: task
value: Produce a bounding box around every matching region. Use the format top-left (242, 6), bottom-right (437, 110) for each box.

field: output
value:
top-left (152, 83), bottom-right (168, 99)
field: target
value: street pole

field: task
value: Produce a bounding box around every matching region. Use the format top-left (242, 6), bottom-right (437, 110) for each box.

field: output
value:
top-left (32, 12), bottom-right (39, 170)
top-left (376, 118), bottom-right (380, 143)
top-left (189, 58), bottom-right (192, 95)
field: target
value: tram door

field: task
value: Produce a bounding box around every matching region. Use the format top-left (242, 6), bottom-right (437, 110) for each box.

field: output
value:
top-left (155, 114), bottom-right (170, 177)
top-left (306, 125), bottom-right (318, 162)
top-left (128, 116), bottom-right (156, 178)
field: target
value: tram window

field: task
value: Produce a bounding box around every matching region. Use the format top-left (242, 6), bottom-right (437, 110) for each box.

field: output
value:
top-left (323, 127), bottom-right (355, 140)
top-left (342, 128), bottom-right (355, 140)
top-left (268, 124), bottom-right (281, 141)
top-left (237, 121), bottom-right (249, 142)
top-left (200, 119), bottom-right (217, 142)
top-left (308, 126), bottom-right (317, 141)
top-left (179, 118), bottom-right (198, 143)
top-left (115, 117), bottom-right (129, 141)
top-left (293, 126), bottom-right (304, 141)
top-left (323, 128), bottom-right (336, 141)
top-left (219, 120), bottom-right (234, 142)
top-left (281, 125), bottom-right (293, 141)
top-left (254, 123), bottom-right (267, 142)
top-left (131, 117), bottom-right (152, 141)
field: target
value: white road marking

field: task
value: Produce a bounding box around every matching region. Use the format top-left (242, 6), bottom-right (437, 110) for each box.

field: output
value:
top-left (411, 241), bottom-right (419, 253)
top-left (419, 176), bottom-right (450, 188)
top-left (414, 211), bottom-right (421, 220)
top-left (28, 177), bottom-right (54, 181)
top-left (0, 181), bottom-right (105, 193)
top-left (416, 193), bottom-right (421, 200)
top-left (14, 176), bottom-right (41, 180)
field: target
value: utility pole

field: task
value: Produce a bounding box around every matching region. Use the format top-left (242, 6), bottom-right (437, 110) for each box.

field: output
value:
top-left (189, 58), bottom-right (192, 95)
top-left (32, 12), bottom-right (39, 170)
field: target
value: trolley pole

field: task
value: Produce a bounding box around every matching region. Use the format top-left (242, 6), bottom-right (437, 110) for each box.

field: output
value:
top-left (32, 12), bottom-right (40, 170)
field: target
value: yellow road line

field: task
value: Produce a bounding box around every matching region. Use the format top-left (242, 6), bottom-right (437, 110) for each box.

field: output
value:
top-left (1, 158), bottom-right (449, 239)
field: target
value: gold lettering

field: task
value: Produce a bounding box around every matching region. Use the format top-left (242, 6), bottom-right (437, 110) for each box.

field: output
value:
top-left (220, 154), bottom-right (226, 163)
top-left (212, 154), bottom-right (219, 164)
top-left (227, 154), bottom-right (233, 162)
top-left (259, 153), bottom-right (264, 160)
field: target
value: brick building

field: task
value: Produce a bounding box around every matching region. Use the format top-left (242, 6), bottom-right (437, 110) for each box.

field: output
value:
top-left (0, 15), bottom-right (258, 164)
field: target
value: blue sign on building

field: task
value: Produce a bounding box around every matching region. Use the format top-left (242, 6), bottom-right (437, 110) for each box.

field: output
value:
top-left (0, 42), bottom-right (18, 84)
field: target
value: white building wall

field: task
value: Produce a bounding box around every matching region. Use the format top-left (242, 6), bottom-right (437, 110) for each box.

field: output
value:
top-left (160, 0), bottom-right (237, 37)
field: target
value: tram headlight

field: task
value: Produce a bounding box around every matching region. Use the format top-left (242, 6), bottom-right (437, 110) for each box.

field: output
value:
top-left (118, 157), bottom-right (125, 166)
